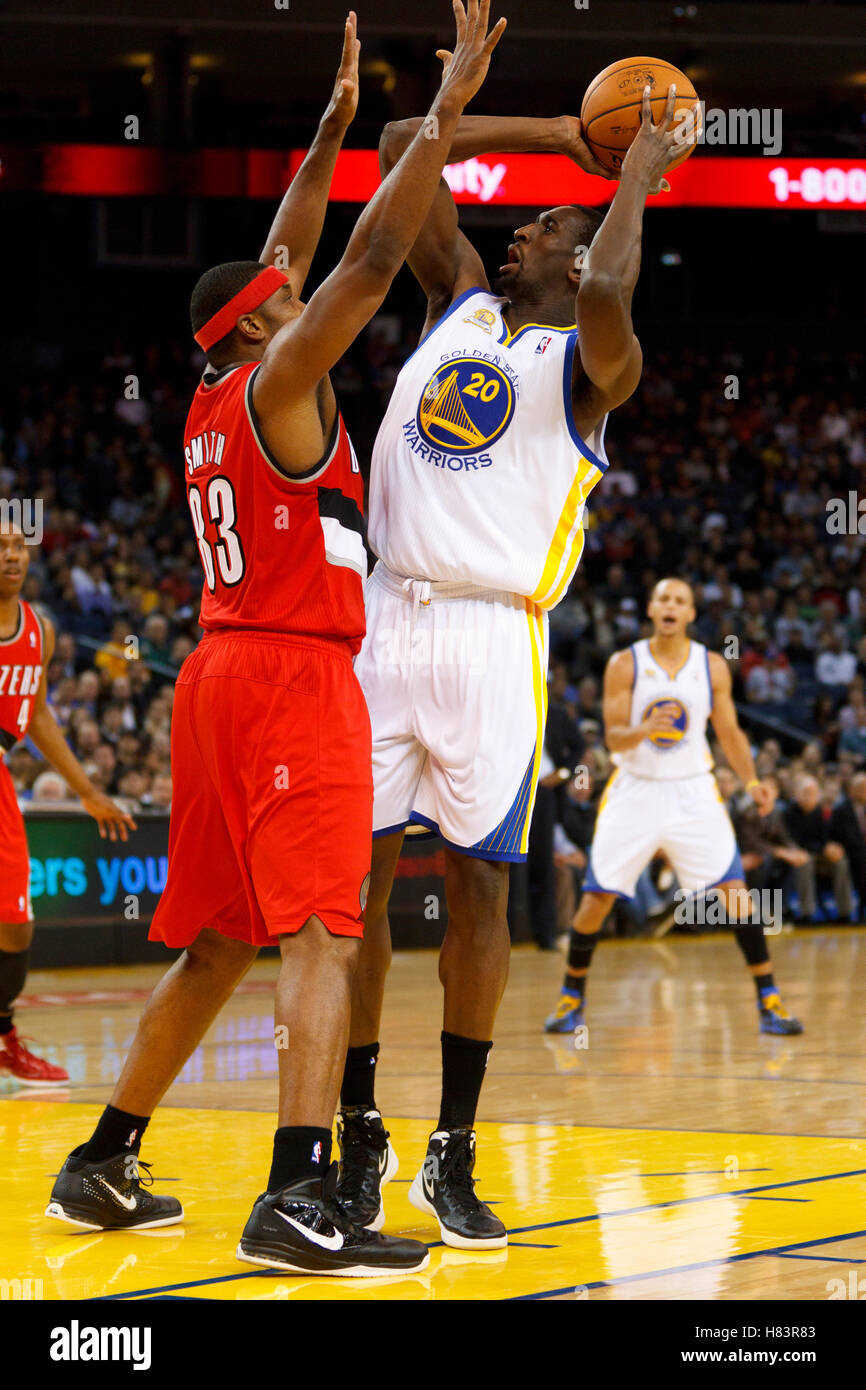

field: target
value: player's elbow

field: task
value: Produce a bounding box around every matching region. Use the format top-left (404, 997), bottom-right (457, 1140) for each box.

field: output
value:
top-left (378, 120), bottom-right (414, 174)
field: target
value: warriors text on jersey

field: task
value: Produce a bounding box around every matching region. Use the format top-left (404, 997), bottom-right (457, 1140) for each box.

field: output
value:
top-left (367, 288), bottom-right (608, 606)
top-left (615, 638), bottom-right (714, 780)
top-left (0, 600), bottom-right (44, 753)
top-left (184, 362), bottom-right (366, 652)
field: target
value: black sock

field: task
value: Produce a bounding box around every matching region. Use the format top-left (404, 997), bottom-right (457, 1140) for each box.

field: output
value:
top-left (81, 1104), bottom-right (150, 1163)
top-left (563, 928), bottom-right (601, 995)
top-left (268, 1126), bottom-right (332, 1192)
top-left (437, 1031), bottom-right (492, 1132)
top-left (753, 969), bottom-right (776, 1000)
top-left (733, 923), bottom-right (771, 971)
top-left (0, 947), bottom-right (29, 1027)
top-left (340, 1042), bottom-right (379, 1111)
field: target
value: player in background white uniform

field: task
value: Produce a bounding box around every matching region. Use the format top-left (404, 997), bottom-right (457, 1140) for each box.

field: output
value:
top-left (545, 578), bottom-right (804, 1038)
top-left (336, 79), bottom-right (692, 1248)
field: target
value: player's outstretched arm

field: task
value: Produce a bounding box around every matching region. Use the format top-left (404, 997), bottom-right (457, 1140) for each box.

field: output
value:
top-left (259, 12), bottom-right (360, 296)
top-left (708, 653), bottom-right (770, 815)
top-left (575, 84), bottom-right (691, 405)
top-left (377, 113), bottom-right (610, 329)
top-left (254, 1), bottom-right (506, 417)
top-left (25, 616), bottom-right (137, 842)
top-left (603, 648), bottom-right (679, 753)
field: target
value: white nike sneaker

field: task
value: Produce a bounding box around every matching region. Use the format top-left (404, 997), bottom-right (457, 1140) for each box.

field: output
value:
top-left (236, 1163), bottom-right (429, 1277)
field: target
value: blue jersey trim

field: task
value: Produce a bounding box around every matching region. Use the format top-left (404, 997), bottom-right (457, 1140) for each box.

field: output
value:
top-left (561, 336), bottom-right (609, 472)
top-left (583, 856), bottom-right (632, 900)
top-left (401, 286), bottom-right (490, 369)
top-left (705, 647), bottom-right (714, 710)
top-left (705, 845), bottom-right (744, 891)
top-left (408, 811), bottom-right (529, 863)
top-left (372, 821), bottom-right (411, 839)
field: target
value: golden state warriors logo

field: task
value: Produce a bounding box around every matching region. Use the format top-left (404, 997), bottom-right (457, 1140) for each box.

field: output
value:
top-left (416, 358), bottom-right (515, 456)
top-left (643, 697), bottom-right (689, 750)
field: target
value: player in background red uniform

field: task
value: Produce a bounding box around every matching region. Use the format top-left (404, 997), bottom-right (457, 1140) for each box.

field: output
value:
top-left (48, 4), bottom-right (506, 1277)
top-left (0, 523), bottom-right (134, 1085)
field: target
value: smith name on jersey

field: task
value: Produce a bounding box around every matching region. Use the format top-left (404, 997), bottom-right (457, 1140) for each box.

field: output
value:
top-left (0, 601), bottom-right (44, 752)
top-left (184, 361), bottom-right (367, 652)
top-left (367, 288), bottom-right (609, 609)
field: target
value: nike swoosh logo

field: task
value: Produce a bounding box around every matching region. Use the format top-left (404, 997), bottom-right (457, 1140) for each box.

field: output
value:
top-left (95, 1177), bottom-right (137, 1211)
top-left (276, 1209), bottom-right (344, 1251)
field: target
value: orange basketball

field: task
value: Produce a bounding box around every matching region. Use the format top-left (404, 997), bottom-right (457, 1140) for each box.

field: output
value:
top-left (580, 56), bottom-right (700, 176)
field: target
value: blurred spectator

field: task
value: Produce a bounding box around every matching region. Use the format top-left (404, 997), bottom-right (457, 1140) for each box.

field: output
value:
top-left (784, 776), bottom-right (853, 923)
top-left (731, 774), bottom-right (809, 910)
top-left (828, 773), bottom-right (866, 916)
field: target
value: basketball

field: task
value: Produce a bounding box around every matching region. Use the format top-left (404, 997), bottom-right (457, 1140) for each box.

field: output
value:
top-left (581, 56), bottom-right (700, 175)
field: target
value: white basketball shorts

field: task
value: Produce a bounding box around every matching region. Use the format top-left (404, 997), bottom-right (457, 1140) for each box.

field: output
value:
top-left (354, 562), bottom-right (548, 861)
top-left (585, 768), bottom-right (743, 898)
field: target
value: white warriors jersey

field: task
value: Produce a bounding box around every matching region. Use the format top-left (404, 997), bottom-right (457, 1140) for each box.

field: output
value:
top-left (367, 288), bottom-right (608, 607)
top-left (614, 638), bottom-right (715, 780)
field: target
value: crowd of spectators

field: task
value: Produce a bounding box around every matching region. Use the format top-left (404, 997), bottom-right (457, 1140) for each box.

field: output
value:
top-left (1, 329), bottom-right (864, 925)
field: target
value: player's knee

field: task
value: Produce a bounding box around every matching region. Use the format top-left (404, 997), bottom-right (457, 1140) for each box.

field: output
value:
top-left (444, 852), bottom-right (509, 928)
top-left (184, 928), bottom-right (258, 975)
top-left (573, 891), bottom-right (613, 931)
top-left (0, 922), bottom-right (33, 953)
top-left (281, 915), bottom-right (362, 969)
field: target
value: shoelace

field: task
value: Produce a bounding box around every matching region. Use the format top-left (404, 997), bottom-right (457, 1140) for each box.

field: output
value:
top-left (437, 1139), bottom-right (480, 1214)
top-left (126, 1158), bottom-right (155, 1190)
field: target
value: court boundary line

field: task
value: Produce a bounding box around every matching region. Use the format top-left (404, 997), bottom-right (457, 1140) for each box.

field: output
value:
top-left (509, 1227), bottom-right (866, 1300)
top-left (94, 1167), bottom-right (866, 1300)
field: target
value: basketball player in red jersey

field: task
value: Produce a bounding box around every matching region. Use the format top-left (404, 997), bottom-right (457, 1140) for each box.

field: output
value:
top-left (48, 4), bottom-right (506, 1277)
top-left (0, 523), bottom-right (134, 1085)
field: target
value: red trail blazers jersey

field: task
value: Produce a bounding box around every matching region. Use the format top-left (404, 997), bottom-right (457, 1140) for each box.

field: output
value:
top-left (184, 362), bottom-right (366, 650)
top-left (0, 601), bottom-right (44, 754)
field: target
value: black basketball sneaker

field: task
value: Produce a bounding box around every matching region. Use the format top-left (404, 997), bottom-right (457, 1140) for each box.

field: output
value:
top-left (408, 1129), bottom-right (507, 1249)
top-left (46, 1146), bottom-right (183, 1231)
top-left (237, 1163), bottom-right (429, 1277)
top-left (336, 1106), bottom-right (398, 1230)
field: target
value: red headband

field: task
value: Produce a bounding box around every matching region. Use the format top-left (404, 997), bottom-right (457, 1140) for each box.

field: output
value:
top-left (194, 266), bottom-right (289, 352)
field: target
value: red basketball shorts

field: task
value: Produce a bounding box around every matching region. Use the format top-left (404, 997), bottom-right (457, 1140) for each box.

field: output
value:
top-left (149, 631), bottom-right (372, 948)
top-left (0, 758), bottom-right (32, 924)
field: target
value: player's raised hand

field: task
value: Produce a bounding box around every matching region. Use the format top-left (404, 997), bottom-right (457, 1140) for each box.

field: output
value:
top-left (558, 114), bottom-right (617, 181)
top-left (81, 790), bottom-right (137, 843)
top-left (620, 84), bottom-right (696, 195)
top-left (435, 0), bottom-right (507, 111)
top-left (323, 11), bottom-right (361, 132)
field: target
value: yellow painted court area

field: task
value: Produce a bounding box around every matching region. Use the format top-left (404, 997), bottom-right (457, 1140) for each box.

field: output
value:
top-left (3, 935), bottom-right (866, 1300)
top-left (3, 1102), bottom-right (865, 1301)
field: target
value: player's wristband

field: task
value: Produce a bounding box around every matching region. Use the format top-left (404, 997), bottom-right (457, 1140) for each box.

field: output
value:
top-left (745, 778), bottom-right (760, 793)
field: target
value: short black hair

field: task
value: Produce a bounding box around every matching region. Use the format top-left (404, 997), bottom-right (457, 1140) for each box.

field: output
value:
top-left (568, 204), bottom-right (606, 248)
top-left (189, 260), bottom-right (268, 357)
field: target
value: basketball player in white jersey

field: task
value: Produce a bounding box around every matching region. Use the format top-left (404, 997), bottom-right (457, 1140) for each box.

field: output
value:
top-left (545, 577), bottom-right (803, 1039)
top-left (335, 86), bottom-right (692, 1247)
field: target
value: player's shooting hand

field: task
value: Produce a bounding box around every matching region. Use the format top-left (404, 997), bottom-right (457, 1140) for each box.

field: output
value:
top-left (322, 11), bottom-right (361, 132)
top-left (435, 0), bottom-right (507, 112)
top-left (558, 115), bottom-right (616, 180)
top-left (81, 790), bottom-right (137, 843)
top-left (620, 84), bottom-right (698, 195)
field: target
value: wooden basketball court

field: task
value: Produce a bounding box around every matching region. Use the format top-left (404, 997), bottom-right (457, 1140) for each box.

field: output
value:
top-left (4, 928), bottom-right (865, 1301)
